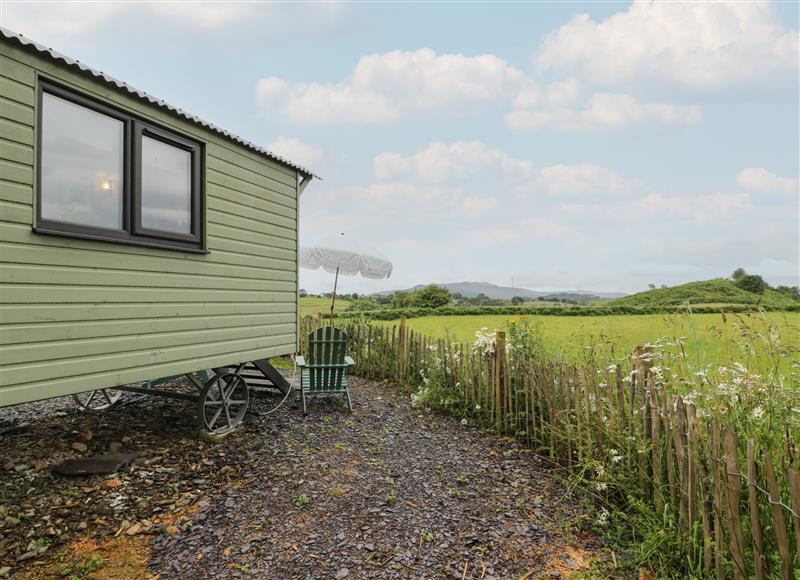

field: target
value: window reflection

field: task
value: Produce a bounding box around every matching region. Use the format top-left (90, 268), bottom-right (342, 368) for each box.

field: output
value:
top-left (141, 135), bottom-right (192, 234)
top-left (40, 93), bottom-right (123, 229)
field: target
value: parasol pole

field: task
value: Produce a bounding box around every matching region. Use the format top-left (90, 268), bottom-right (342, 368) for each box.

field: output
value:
top-left (329, 266), bottom-right (340, 326)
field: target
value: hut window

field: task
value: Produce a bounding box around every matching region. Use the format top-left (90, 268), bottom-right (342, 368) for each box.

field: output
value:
top-left (36, 80), bottom-right (205, 252)
top-left (40, 92), bottom-right (125, 230)
top-left (141, 136), bottom-right (192, 233)
top-left (132, 123), bottom-right (201, 245)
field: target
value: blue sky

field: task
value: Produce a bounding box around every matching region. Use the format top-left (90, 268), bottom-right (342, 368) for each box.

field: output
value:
top-left (3, 1), bottom-right (798, 295)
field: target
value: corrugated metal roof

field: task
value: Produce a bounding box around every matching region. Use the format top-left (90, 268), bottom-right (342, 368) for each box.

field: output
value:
top-left (0, 26), bottom-right (318, 179)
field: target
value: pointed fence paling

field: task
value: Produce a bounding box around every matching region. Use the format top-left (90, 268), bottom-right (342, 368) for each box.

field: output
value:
top-left (300, 317), bottom-right (800, 576)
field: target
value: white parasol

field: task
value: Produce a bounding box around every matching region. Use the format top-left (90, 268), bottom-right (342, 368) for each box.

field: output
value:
top-left (300, 234), bottom-right (393, 324)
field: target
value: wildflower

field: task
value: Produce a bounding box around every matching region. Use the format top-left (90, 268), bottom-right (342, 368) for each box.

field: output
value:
top-left (609, 449), bottom-right (623, 464)
top-left (751, 406), bottom-right (765, 419)
top-left (596, 508), bottom-right (610, 526)
top-left (595, 482), bottom-right (607, 492)
top-left (475, 404), bottom-right (481, 411)
top-left (461, 419), bottom-right (468, 426)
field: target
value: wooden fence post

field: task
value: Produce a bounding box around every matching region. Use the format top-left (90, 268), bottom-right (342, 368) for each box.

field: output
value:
top-left (615, 364), bottom-right (627, 431)
top-left (764, 451), bottom-right (792, 579)
top-left (746, 439), bottom-right (766, 580)
top-left (723, 427), bottom-right (747, 580)
top-left (711, 420), bottom-right (725, 579)
top-left (398, 316), bottom-right (407, 380)
top-left (787, 467), bottom-right (800, 562)
top-left (648, 374), bottom-right (664, 515)
top-left (694, 416), bottom-right (712, 578)
top-left (686, 405), bottom-right (698, 535)
top-left (674, 398), bottom-right (689, 532)
top-left (494, 331), bottom-right (506, 433)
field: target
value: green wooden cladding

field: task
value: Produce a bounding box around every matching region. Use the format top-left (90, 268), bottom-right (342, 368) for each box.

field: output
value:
top-left (0, 40), bottom-right (303, 406)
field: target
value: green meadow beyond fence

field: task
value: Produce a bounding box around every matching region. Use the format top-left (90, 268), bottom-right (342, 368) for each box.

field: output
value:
top-left (301, 317), bottom-right (800, 577)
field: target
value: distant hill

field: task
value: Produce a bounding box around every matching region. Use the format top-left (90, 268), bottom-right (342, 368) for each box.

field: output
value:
top-left (608, 279), bottom-right (798, 309)
top-left (539, 292), bottom-right (614, 303)
top-left (379, 282), bottom-right (625, 301)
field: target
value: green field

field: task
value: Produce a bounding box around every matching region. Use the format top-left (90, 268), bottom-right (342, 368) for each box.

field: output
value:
top-left (300, 296), bottom-right (351, 318)
top-left (377, 311), bottom-right (800, 371)
top-left (299, 294), bottom-right (800, 371)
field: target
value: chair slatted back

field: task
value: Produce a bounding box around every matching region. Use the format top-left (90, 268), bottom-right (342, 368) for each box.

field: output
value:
top-left (307, 326), bottom-right (348, 392)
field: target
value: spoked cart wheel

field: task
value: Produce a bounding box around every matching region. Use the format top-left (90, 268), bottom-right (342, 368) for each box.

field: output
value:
top-left (72, 389), bottom-right (122, 411)
top-left (198, 369), bottom-right (250, 435)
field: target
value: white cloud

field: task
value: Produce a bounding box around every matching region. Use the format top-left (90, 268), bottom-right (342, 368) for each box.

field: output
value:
top-left (562, 192), bottom-right (751, 224)
top-left (267, 136), bottom-right (323, 168)
top-left (458, 196), bottom-right (498, 219)
top-left (257, 78), bottom-right (399, 125)
top-left (454, 217), bottom-right (570, 248)
top-left (535, 1), bottom-right (799, 89)
top-left (736, 168), bottom-right (798, 194)
top-left (1, 2), bottom-right (349, 48)
top-left (151, 2), bottom-right (254, 29)
top-left (376, 141), bottom-right (640, 199)
top-left (527, 163), bottom-right (644, 196)
top-left (307, 182), bottom-right (459, 215)
top-left (256, 48), bottom-right (525, 125)
top-left (0, 2), bottom-right (121, 39)
top-left (506, 92), bottom-right (702, 131)
top-left (374, 140), bottom-right (534, 182)
top-left (515, 217), bottom-right (571, 239)
top-left (513, 78), bottom-right (582, 109)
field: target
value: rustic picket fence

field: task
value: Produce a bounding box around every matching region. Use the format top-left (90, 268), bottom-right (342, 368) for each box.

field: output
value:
top-left (301, 316), bottom-right (800, 577)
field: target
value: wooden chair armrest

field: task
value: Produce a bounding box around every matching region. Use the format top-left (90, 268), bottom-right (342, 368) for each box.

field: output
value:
top-left (293, 355), bottom-right (306, 367)
top-left (344, 356), bottom-right (355, 366)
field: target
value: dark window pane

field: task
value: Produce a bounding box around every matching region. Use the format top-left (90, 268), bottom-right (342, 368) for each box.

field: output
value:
top-left (141, 136), bottom-right (192, 234)
top-left (40, 93), bottom-right (124, 229)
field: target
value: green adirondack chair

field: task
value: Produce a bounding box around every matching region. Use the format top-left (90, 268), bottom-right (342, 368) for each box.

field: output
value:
top-left (294, 326), bottom-right (354, 414)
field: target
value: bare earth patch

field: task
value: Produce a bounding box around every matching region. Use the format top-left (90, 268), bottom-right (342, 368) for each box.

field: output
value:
top-left (1, 378), bottom-right (605, 579)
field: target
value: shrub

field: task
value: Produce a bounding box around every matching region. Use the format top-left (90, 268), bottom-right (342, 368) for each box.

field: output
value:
top-left (346, 298), bottom-right (380, 312)
top-left (391, 290), bottom-right (415, 308)
top-left (775, 285), bottom-right (800, 300)
top-left (734, 274), bottom-right (767, 294)
top-left (413, 285), bottom-right (452, 308)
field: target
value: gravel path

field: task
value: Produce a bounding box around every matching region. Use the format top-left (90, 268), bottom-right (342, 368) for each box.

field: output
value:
top-left (1, 377), bottom-right (603, 579)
